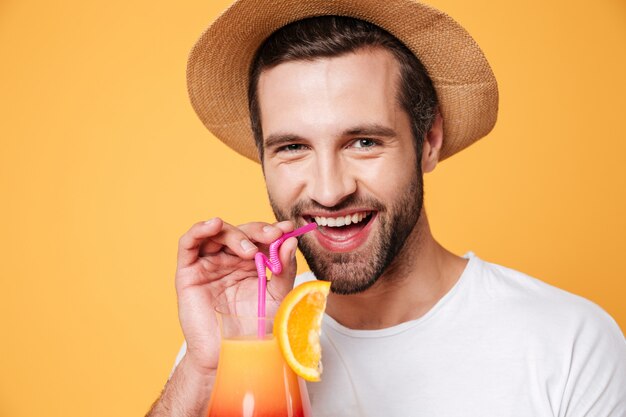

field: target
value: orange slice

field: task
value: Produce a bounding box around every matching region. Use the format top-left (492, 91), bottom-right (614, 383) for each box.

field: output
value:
top-left (273, 280), bottom-right (331, 381)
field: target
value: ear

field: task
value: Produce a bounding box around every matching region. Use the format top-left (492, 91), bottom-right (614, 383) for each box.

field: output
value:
top-left (421, 112), bottom-right (443, 173)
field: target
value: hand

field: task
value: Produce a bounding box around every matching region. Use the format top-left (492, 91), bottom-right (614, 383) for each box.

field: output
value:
top-left (174, 218), bottom-right (298, 374)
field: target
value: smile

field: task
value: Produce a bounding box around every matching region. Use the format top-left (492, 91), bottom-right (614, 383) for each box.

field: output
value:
top-left (303, 211), bottom-right (377, 252)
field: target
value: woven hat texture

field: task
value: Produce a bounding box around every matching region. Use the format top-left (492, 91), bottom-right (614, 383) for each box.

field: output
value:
top-left (187, 0), bottom-right (498, 162)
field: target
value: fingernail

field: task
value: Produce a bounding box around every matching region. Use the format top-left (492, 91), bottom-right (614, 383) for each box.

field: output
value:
top-left (263, 225), bottom-right (274, 233)
top-left (204, 217), bottom-right (217, 225)
top-left (240, 239), bottom-right (256, 252)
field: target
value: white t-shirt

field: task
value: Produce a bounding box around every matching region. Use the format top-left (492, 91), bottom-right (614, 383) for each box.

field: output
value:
top-left (174, 253), bottom-right (626, 416)
top-left (299, 253), bottom-right (626, 416)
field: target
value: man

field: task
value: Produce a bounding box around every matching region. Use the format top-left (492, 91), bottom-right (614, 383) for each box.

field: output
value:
top-left (147, 1), bottom-right (626, 416)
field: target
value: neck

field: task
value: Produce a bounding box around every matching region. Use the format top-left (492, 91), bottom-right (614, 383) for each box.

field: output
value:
top-left (325, 209), bottom-right (467, 330)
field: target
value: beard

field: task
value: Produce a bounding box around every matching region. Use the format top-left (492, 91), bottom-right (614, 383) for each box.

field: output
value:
top-left (268, 171), bottom-right (424, 295)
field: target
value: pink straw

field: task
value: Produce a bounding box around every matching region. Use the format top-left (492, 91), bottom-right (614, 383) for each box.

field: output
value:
top-left (256, 222), bottom-right (317, 338)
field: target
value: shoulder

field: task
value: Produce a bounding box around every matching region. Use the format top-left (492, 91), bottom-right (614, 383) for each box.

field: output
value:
top-left (469, 256), bottom-right (626, 414)
top-left (468, 254), bottom-right (624, 344)
top-left (470, 254), bottom-right (614, 323)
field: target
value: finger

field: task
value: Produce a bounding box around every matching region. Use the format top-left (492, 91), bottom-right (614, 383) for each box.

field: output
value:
top-left (201, 221), bottom-right (260, 260)
top-left (237, 221), bottom-right (286, 245)
top-left (268, 236), bottom-right (298, 295)
top-left (273, 220), bottom-right (295, 234)
top-left (177, 218), bottom-right (224, 268)
top-left (244, 220), bottom-right (297, 256)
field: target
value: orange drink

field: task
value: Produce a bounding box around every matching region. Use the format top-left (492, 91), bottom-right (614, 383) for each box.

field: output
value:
top-left (206, 301), bottom-right (311, 417)
top-left (207, 336), bottom-right (310, 416)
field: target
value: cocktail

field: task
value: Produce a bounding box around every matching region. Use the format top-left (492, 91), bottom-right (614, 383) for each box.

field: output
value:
top-left (206, 223), bottom-right (327, 417)
top-left (206, 301), bottom-right (312, 417)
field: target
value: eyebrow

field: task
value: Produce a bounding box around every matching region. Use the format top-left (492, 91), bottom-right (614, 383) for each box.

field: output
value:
top-left (264, 133), bottom-right (303, 150)
top-left (344, 124), bottom-right (397, 138)
top-left (264, 124), bottom-right (397, 149)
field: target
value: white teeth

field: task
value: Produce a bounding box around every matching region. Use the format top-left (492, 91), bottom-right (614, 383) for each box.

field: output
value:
top-left (314, 216), bottom-right (327, 226)
top-left (313, 211), bottom-right (370, 228)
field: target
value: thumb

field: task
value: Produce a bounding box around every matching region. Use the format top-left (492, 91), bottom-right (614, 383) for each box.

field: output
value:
top-left (268, 237), bottom-right (298, 298)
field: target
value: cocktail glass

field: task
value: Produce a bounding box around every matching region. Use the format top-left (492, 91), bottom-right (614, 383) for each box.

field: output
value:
top-left (206, 300), bottom-right (312, 417)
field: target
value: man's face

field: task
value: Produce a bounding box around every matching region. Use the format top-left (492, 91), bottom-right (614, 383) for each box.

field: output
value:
top-left (258, 48), bottom-right (423, 294)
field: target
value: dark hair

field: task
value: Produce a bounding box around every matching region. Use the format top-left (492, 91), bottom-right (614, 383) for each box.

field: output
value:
top-left (248, 16), bottom-right (438, 162)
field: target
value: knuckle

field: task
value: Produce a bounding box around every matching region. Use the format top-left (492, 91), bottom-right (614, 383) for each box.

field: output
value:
top-left (178, 234), bottom-right (188, 246)
top-left (239, 221), bottom-right (263, 231)
top-left (224, 224), bottom-right (246, 239)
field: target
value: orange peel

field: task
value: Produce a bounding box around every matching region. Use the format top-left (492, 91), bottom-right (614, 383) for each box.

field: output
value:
top-left (273, 280), bottom-right (331, 381)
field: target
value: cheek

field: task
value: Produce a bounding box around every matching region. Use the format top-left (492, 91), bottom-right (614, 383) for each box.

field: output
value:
top-left (359, 166), bottom-right (404, 202)
top-left (353, 152), bottom-right (417, 198)
top-left (264, 163), bottom-right (307, 205)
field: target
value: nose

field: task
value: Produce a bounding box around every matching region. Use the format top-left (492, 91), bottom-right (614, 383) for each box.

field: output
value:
top-left (308, 154), bottom-right (357, 208)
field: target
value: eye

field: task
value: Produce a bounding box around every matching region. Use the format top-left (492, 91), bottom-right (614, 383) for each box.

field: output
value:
top-left (351, 138), bottom-right (378, 149)
top-left (277, 143), bottom-right (307, 153)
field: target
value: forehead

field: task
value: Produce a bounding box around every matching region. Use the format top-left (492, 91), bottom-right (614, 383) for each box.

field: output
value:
top-left (256, 48), bottom-right (403, 141)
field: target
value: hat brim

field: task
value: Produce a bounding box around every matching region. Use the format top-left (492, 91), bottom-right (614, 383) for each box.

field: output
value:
top-left (187, 0), bottom-right (498, 162)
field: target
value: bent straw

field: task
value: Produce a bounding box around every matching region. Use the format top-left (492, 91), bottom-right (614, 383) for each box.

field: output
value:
top-left (256, 222), bottom-right (317, 338)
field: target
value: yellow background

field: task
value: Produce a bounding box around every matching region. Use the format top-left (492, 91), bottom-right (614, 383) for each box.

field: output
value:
top-left (1, 0), bottom-right (624, 415)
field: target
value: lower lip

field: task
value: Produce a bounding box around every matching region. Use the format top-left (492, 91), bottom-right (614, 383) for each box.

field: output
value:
top-left (311, 214), bottom-right (377, 253)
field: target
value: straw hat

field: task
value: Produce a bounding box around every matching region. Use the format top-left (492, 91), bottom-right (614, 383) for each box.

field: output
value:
top-left (187, 0), bottom-right (498, 162)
